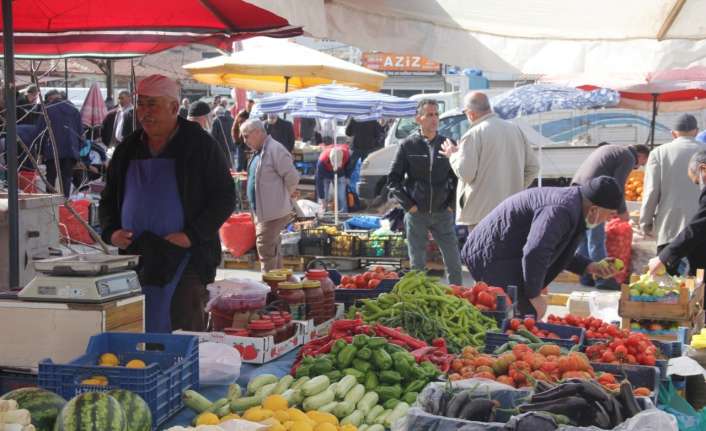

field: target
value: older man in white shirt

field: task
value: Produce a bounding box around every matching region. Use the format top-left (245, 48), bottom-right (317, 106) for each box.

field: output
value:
top-left (441, 92), bottom-right (539, 229)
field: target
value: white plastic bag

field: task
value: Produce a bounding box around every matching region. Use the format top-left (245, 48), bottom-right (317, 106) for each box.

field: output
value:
top-left (199, 342), bottom-right (242, 386)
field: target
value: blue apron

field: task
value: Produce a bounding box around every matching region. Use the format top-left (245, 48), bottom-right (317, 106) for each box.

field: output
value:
top-left (122, 158), bottom-right (189, 333)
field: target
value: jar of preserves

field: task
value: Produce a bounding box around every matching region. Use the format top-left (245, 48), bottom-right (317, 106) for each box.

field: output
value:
top-left (272, 268), bottom-right (300, 283)
top-left (276, 282), bottom-right (306, 320)
top-left (281, 311), bottom-right (294, 339)
top-left (247, 319), bottom-right (276, 338)
top-left (304, 269), bottom-right (336, 320)
top-left (271, 316), bottom-right (287, 343)
top-left (262, 272), bottom-right (286, 303)
top-left (302, 280), bottom-right (325, 324)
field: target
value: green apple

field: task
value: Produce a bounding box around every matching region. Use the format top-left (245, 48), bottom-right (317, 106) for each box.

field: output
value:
top-left (614, 258), bottom-right (625, 271)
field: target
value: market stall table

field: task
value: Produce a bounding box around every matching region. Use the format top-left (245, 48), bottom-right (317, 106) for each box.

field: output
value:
top-left (161, 348), bottom-right (299, 428)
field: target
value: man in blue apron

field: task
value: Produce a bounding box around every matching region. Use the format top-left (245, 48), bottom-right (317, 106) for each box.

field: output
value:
top-left (100, 75), bottom-right (235, 332)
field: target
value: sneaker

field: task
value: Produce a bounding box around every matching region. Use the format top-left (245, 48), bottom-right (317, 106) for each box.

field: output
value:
top-left (580, 275), bottom-right (595, 287)
top-left (595, 278), bottom-right (621, 291)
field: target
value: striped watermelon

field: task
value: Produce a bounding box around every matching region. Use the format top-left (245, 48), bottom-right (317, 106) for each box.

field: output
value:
top-left (107, 390), bottom-right (152, 431)
top-left (0, 387), bottom-right (66, 431)
top-left (53, 392), bottom-right (126, 431)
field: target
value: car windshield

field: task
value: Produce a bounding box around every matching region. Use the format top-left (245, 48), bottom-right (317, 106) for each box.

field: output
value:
top-left (395, 117), bottom-right (418, 139)
top-left (438, 114), bottom-right (468, 142)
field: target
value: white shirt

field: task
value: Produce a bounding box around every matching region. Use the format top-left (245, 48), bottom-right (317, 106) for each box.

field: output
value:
top-left (114, 105), bottom-right (133, 143)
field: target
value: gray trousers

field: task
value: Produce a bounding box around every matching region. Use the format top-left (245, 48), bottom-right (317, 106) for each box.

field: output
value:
top-left (404, 210), bottom-right (463, 285)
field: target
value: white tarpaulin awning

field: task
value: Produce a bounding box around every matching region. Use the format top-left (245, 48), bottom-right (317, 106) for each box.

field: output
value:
top-left (247, 0), bottom-right (706, 75)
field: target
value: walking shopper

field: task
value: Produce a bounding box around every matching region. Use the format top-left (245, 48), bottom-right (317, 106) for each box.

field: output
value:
top-left (231, 110), bottom-right (250, 171)
top-left (265, 114), bottom-right (296, 153)
top-left (316, 139), bottom-right (352, 213)
top-left (101, 90), bottom-right (136, 147)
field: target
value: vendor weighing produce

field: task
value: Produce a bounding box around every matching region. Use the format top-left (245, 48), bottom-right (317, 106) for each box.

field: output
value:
top-left (461, 176), bottom-right (622, 318)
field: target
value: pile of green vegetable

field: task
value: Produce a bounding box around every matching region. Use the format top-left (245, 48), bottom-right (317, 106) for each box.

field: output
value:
top-left (347, 272), bottom-right (497, 352)
top-left (293, 335), bottom-right (440, 426)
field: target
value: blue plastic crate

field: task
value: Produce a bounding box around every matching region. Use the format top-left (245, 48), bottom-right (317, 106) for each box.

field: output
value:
top-left (484, 319), bottom-right (585, 353)
top-left (335, 279), bottom-right (398, 309)
top-left (0, 369), bottom-right (38, 394)
top-left (651, 339), bottom-right (683, 358)
top-left (38, 332), bottom-right (198, 430)
top-left (591, 362), bottom-right (660, 402)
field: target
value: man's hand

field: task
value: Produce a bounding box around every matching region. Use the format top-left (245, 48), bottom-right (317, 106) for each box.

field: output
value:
top-left (439, 139), bottom-right (458, 158)
top-left (529, 295), bottom-right (548, 319)
top-left (586, 260), bottom-right (618, 279)
top-left (409, 205), bottom-right (418, 214)
top-left (164, 232), bottom-right (192, 248)
top-left (648, 256), bottom-right (666, 276)
top-left (110, 229), bottom-right (133, 250)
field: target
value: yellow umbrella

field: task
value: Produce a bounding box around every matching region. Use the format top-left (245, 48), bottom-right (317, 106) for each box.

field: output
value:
top-left (183, 37), bottom-right (387, 92)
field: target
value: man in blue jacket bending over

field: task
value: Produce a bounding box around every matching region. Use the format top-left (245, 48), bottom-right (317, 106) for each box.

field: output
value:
top-left (462, 176), bottom-right (622, 318)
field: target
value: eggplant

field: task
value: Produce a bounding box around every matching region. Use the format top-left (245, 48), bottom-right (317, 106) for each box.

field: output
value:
top-left (458, 398), bottom-right (498, 422)
top-left (577, 380), bottom-right (611, 404)
top-left (592, 400), bottom-right (612, 429)
top-left (445, 391), bottom-right (471, 418)
top-left (609, 394), bottom-right (624, 428)
top-left (618, 380), bottom-right (642, 419)
top-left (530, 382), bottom-right (581, 403)
top-left (534, 380), bottom-right (555, 394)
top-left (519, 396), bottom-right (592, 426)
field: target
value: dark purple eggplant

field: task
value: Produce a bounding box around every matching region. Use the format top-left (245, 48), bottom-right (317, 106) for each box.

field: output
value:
top-left (458, 398), bottom-right (498, 422)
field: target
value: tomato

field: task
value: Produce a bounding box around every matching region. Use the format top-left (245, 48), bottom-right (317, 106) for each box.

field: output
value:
top-left (601, 351), bottom-right (616, 363)
top-left (363, 271), bottom-right (374, 282)
top-left (496, 375), bottom-right (515, 387)
top-left (371, 272), bottom-right (384, 280)
top-left (633, 387), bottom-right (652, 397)
top-left (614, 345), bottom-right (628, 358)
top-left (524, 318), bottom-right (536, 331)
top-left (643, 354), bottom-right (656, 366)
top-left (477, 291), bottom-right (496, 309)
top-left (340, 275), bottom-right (352, 286)
top-left (368, 278), bottom-right (381, 289)
top-left (354, 275), bottom-right (367, 289)
top-left (626, 354), bottom-right (637, 364)
top-left (598, 372), bottom-right (617, 385)
top-left (344, 283), bottom-right (356, 289)
top-left (509, 318), bottom-right (522, 331)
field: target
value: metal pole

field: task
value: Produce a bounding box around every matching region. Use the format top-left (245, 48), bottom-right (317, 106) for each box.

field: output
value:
top-left (284, 76), bottom-right (290, 93)
top-left (106, 59), bottom-right (113, 101)
top-left (64, 58), bottom-right (69, 97)
top-left (2, 0), bottom-right (19, 289)
top-left (649, 93), bottom-right (658, 148)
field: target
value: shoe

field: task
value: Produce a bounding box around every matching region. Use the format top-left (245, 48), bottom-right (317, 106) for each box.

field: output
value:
top-left (579, 275), bottom-right (595, 287)
top-left (595, 278), bottom-right (621, 291)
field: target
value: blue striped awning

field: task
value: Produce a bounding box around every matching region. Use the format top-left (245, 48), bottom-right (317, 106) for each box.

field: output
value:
top-left (251, 84), bottom-right (418, 121)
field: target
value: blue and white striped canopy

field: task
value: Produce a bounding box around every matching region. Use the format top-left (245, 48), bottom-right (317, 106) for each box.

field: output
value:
top-left (492, 84), bottom-right (620, 120)
top-left (251, 84), bottom-right (418, 121)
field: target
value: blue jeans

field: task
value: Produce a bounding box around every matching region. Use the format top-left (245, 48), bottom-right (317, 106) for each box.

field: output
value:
top-left (576, 223), bottom-right (610, 285)
top-left (322, 176), bottom-right (348, 212)
top-left (404, 210), bottom-right (463, 285)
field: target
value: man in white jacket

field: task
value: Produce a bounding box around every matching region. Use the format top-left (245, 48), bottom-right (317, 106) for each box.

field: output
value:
top-left (441, 92), bottom-right (539, 229)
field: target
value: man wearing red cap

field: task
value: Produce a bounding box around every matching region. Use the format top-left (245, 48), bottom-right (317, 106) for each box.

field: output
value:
top-left (100, 74), bottom-right (235, 332)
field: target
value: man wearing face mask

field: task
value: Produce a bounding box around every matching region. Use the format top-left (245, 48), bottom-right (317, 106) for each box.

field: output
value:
top-left (264, 113), bottom-right (295, 153)
top-left (461, 176), bottom-right (622, 318)
top-left (648, 151), bottom-right (706, 277)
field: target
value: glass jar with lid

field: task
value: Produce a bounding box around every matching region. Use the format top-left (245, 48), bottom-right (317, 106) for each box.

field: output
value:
top-left (304, 269), bottom-right (336, 320)
top-left (275, 282), bottom-right (306, 320)
top-left (262, 272), bottom-right (287, 303)
top-left (248, 319), bottom-right (276, 338)
top-left (302, 280), bottom-right (325, 324)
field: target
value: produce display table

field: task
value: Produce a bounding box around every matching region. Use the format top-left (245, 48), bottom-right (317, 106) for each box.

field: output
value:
top-left (161, 348), bottom-right (299, 428)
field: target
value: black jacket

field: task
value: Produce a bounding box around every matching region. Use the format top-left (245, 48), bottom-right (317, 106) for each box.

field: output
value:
top-left (101, 108), bottom-right (137, 147)
top-left (345, 119), bottom-right (384, 153)
top-left (99, 116), bottom-right (236, 284)
top-left (387, 131), bottom-right (457, 213)
top-left (659, 186), bottom-right (706, 276)
top-left (211, 113), bottom-right (235, 169)
top-left (265, 119), bottom-right (295, 153)
top-left (572, 145), bottom-right (637, 214)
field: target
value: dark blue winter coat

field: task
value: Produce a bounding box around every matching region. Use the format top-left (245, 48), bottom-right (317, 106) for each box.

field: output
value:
top-left (461, 186), bottom-right (592, 314)
top-left (36, 100), bottom-right (82, 161)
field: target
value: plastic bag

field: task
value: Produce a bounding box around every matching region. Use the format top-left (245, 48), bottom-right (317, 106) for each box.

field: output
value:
top-left (58, 199), bottom-right (94, 244)
top-left (605, 219), bottom-right (632, 283)
top-left (198, 341), bottom-right (242, 386)
top-left (295, 199), bottom-right (321, 218)
top-left (658, 380), bottom-right (706, 431)
top-left (557, 409), bottom-right (677, 431)
top-left (220, 213), bottom-right (255, 257)
top-left (343, 215), bottom-right (381, 230)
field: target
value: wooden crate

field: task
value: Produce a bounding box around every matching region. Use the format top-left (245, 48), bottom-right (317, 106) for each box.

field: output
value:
top-left (622, 309), bottom-right (704, 343)
top-left (282, 256), bottom-right (311, 272)
top-left (619, 269), bottom-right (704, 321)
top-left (221, 250), bottom-right (258, 270)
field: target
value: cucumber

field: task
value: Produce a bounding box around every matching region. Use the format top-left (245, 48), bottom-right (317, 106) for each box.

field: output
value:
top-left (365, 405), bottom-right (385, 424)
top-left (205, 397), bottom-right (229, 413)
top-left (336, 375), bottom-right (358, 399)
top-left (303, 388), bottom-right (335, 412)
top-left (319, 401), bottom-right (339, 414)
top-left (281, 389), bottom-right (303, 406)
top-left (227, 384), bottom-right (242, 402)
top-left (292, 376), bottom-right (310, 391)
top-left (384, 401), bottom-right (410, 427)
top-left (247, 374), bottom-right (278, 395)
top-left (359, 425), bottom-right (369, 431)
top-left (357, 391), bottom-right (379, 415)
top-left (230, 395), bottom-right (261, 413)
top-left (367, 425), bottom-right (385, 431)
top-left (302, 375), bottom-right (331, 397)
top-left (255, 382), bottom-right (277, 399)
top-left (344, 384), bottom-right (366, 405)
top-left (341, 410), bottom-right (365, 426)
top-left (274, 375), bottom-right (295, 394)
top-left (374, 409), bottom-right (391, 425)
top-left (332, 400), bottom-right (355, 419)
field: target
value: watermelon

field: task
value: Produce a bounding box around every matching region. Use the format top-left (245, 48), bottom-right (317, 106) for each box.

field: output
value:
top-left (0, 387), bottom-right (66, 431)
top-left (54, 392), bottom-right (127, 431)
top-left (107, 389), bottom-right (152, 431)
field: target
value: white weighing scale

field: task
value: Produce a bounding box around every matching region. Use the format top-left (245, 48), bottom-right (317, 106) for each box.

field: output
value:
top-left (18, 254), bottom-right (142, 303)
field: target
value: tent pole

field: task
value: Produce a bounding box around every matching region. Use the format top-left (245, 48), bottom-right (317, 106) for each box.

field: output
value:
top-left (649, 93), bottom-right (658, 148)
top-left (64, 58), bottom-right (69, 97)
top-left (2, 0), bottom-right (19, 289)
top-left (284, 76), bottom-right (290, 93)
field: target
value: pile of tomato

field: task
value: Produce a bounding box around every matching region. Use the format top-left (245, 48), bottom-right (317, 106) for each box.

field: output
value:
top-left (547, 314), bottom-right (625, 340)
top-left (338, 266), bottom-right (399, 290)
top-left (449, 282), bottom-right (512, 311)
top-left (584, 333), bottom-right (658, 366)
top-left (505, 317), bottom-right (567, 340)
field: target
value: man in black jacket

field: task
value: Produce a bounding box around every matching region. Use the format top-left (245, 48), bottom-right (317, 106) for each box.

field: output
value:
top-left (387, 99), bottom-right (463, 285)
top-left (345, 118), bottom-right (384, 173)
top-left (265, 114), bottom-right (295, 153)
top-left (99, 75), bottom-right (235, 332)
top-left (649, 150), bottom-right (706, 277)
top-left (101, 90), bottom-right (137, 147)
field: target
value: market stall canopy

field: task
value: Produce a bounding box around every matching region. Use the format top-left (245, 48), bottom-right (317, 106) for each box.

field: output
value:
top-left (249, 0), bottom-right (706, 75)
top-left (491, 85), bottom-right (621, 120)
top-left (182, 37), bottom-right (387, 92)
top-left (0, 0), bottom-right (302, 58)
top-left (80, 82), bottom-right (108, 127)
top-left (251, 83), bottom-right (417, 121)
top-left (540, 67), bottom-right (706, 112)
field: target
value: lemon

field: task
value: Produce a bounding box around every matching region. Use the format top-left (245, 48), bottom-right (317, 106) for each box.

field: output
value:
top-left (195, 412), bottom-right (220, 426)
top-left (290, 421), bottom-right (314, 431)
top-left (263, 394), bottom-right (289, 411)
top-left (98, 353), bottom-right (119, 366)
top-left (125, 359), bottom-right (146, 369)
top-left (274, 410), bottom-right (291, 422)
top-left (313, 423), bottom-right (337, 431)
top-left (287, 408), bottom-right (308, 422)
top-left (339, 425), bottom-right (357, 431)
top-left (307, 411), bottom-right (338, 425)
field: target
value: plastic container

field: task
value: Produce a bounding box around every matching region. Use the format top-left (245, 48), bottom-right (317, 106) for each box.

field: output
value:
top-left (591, 362), bottom-right (660, 402)
top-left (304, 268), bottom-right (336, 320)
top-left (271, 316), bottom-right (287, 343)
top-left (281, 312), bottom-right (294, 339)
top-left (263, 272), bottom-right (287, 304)
top-left (335, 279), bottom-right (398, 309)
top-left (248, 319), bottom-right (277, 338)
top-left (207, 279), bottom-right (270, 313)
top-left (302, 280), bottom-right (326, 324)
top-left (484, 319), bottom-right (585, 353)
top-left (38, 332), bottom-right (198, 430)
top-left (272, 268), bottom-right (300, 283)
top-left (276, 282), bottom-right (306, 320)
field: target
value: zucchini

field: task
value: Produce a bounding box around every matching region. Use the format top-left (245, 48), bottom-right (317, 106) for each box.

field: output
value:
top-left (319, 401), bottom-right (339, 414)
top-left (336, 375), bottom-right (358, 399)
top-left (291, 376), bottom-right (310, 391)
top-left (254, 382), bottom-right (277, 399)
top-left (365, 405), bottom-right (385, 424)
top-left (303, 388), bottom-right (335, 412)
top-left (247, 374), bottom-right (278, 395)
top-left (344, 384), bottom-right (366, 405)
top-left (333, 400), bottom-right (356, 419)
top-left (358, 425), bottom-right (369, 431)
top-left (227, 384), bottom-right (242, 402)
top-left (281, 389), bottom-right (304, 406)
top-left (230, 395), bottom-right (261, 413)
top-left (367, 425), bottom-right (385, 431)
top-left (357, 391), bottom-right (379, 415)
top-left (302, 375), bottom-right (331, 397)
top-left (374, 409), bottom-right (391, 425)
top-left (273, 375), bottom-right (294, 394)
top-left (384, 401), bottom-right (410, 427)
top-left (341, 410), bottom-right (365, 426)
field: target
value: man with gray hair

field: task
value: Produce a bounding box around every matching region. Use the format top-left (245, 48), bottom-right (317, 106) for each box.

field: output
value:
top-left (641, 113), bottom-right (706, 262)
top-left (241, 118), bottom-right (300, 271)
top-left (100, 74), bottom-right (235, 332)
top-left (649, 150), bottom-right (706, 276)
top-left (441, 91), bottom-right (539, 229)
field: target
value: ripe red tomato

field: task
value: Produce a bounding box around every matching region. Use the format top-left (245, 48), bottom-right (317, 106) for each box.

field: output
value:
top-left (524, 318), bottom-right (536, 331)
top-left (477, 291), bottom-right (496, 309)
top-left (354, 275), bottom-right (367, 289)
top-left (368, 279), bottom-right (381, 289)
top-left (614, 345), bottom-right (628, 358)
top-left (509, 318), bottom-right (521, 331)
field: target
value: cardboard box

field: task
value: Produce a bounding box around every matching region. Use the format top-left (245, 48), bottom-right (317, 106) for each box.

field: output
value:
top-left (176, 321), bottom-right (306, 364)
top-left (298, 303), bottom-right (345, 343)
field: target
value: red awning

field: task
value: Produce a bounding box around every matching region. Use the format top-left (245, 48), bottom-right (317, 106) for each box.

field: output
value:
top-left (0, 0), bottom-right (302, 58)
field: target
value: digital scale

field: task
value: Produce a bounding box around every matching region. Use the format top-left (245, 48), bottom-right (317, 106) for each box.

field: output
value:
top-left (17, 254), bottom-right (143, 303)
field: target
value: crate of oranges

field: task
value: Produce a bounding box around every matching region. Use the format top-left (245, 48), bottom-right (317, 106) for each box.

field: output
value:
top-left (625, 170), bottom-right (644, 202)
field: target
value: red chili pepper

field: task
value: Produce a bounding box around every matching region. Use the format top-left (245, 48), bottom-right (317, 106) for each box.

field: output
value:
top-left (330, 319), bottom-right (362, 339)
top-left (374, 323), bottom-right (427, 349)
top-left (314, 339), bottom-right (336, 355)
top-left (387, 339), bottom-right (408, 348)
top-left (432, 338), bottom-right (448, 354)
top-left (410, 346), bottom-right (436, 362)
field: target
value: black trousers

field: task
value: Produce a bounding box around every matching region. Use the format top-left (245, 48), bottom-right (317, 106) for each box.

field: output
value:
top-left (45, 158), bottom-right (75, 198)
